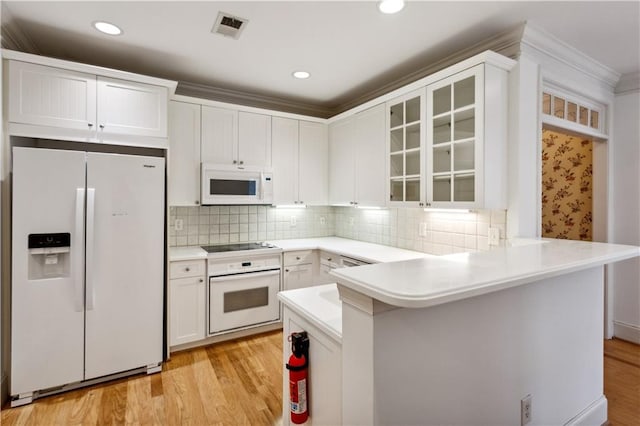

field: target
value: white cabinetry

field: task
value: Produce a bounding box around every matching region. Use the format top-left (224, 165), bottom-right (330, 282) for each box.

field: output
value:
top-left (387, 90), bottom-right (426, 207)
top-left (168, 101), bottom-right (201, 206)
top-left (9, 61), bottom-right (168, 139)
top-left (283, 250), bottom-right (317, 290)
top-left (329, 103), bottom-right (386, 207)
top-left (201, 107), bottom-right (272, 169)
top-left (169, 260), bottom-right (206, 347)
top-left (272, 117), bottom-right (328, 206)
top-left (425, 63), bottom-right (508, 209)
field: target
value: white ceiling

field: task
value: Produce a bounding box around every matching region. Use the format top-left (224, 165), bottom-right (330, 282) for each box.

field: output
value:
top-left (3, 1), bottom-right (639, 115)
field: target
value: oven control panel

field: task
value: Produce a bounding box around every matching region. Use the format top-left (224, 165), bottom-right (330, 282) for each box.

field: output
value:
top-left (208, 253), bottom-right (282, 277)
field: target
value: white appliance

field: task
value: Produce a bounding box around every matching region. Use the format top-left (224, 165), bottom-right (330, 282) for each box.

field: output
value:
top-left (204, 243), bottom-right (282, 334)
top-left (11, 146), bottom-right (165, 406)
top-left (201, 164), bottom-right (273, 205)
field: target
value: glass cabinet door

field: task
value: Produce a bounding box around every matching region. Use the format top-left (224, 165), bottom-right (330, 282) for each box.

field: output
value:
top-left (427, 66), bottom-right (482, 206)
top-left (387, 90), bottom-right (424, 205)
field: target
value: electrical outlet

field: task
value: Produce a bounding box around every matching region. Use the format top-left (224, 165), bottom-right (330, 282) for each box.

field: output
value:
top-left (174, 219), bottom-right (183, 231)
top-left (320, 216), bottom-right (326, 225)
top-left (488, 227), bottom-right (500, 246)
top-left (418, 222), bottom-right (427, 237)
top-left (521, 395), bottom-right (532, 425)
top-left (290, 216), bottom-right (297, 227)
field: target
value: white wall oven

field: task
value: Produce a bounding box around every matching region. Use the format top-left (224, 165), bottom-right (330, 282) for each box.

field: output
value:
top-left (201, 164), bottom-right (273, 205)
top-left (205, 243), bottom-right (282, 334)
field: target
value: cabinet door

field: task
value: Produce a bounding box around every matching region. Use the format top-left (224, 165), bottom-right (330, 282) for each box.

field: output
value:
top-left (271, 117), bottom-right (299, 205)
top-left (238, 112), bottom-right (272, 168)
top-left (9, 61), bottom-right (97, 131)
top-left (299, 121), bottom-right (329, 206)
top-left (283, 264), bottom-right (314, 290)
top-left (169, 101), bottom-right (201, 206)
top-left (426, 65), bottom-right (483, 209)
top-left (97, 77), bottom-right (168, 138)
top-left (328, 117), bottom-right (356, 205)
top-left (169, 276), bottom-right (206, 346)
top-left (387, 89), bottom-right (425, 207)
top-left (201, 105), bottom-right (238, 165)
top-left (355, 104), bottom-right (386, 207)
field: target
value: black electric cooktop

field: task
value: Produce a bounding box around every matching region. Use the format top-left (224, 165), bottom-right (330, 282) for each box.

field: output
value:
top-left (201, 242), bottom-right (278, 253)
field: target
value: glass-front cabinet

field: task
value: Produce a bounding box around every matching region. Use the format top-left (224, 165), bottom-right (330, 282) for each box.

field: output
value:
top-left (426, 66), bottom-right (482, 207)
top-left (386, 89), bottom-right (425, 206)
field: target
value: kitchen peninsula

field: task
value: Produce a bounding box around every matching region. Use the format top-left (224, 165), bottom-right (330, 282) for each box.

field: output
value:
top-left (279, 239), bottom-right (640, 426)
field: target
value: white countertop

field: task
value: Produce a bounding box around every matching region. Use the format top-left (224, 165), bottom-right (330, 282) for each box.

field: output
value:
top-left (331, 239), bottom-right (640, 309)
top-left (169, 246), bottom-right (207, 262)
top-left (278, 284), bottom-right (342, 342)
top-left (268, 237), bottom-right (432, 263)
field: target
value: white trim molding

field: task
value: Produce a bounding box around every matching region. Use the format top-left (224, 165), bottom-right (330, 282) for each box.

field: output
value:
top-left (613, 321), bottom-right (640, 344)
top-left (615, 72), bottom-right (640, 95)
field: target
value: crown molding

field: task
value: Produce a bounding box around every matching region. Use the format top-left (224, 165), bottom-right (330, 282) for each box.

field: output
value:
top-left (615, 72), bottom-right (640, 94)
top-left (0, 5), bottom-right (40, 53)
top-left (519, 22), bottom-right (621, 90)
top-left (333, 24), bottom-right (524, 115)
top-left (176, 81), bottom-right (335, 119)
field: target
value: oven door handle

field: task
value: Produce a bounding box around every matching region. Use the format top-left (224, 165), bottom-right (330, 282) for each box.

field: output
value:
top-left (209, 269), bottom-right (280, 283)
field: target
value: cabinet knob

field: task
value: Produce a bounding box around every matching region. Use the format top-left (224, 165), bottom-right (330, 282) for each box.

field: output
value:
top-left (285, 269), bottom-right (289, 272)
top-left (327, 257), bottom-right (332, 261)
top-left (299, 201), bottom-right (304, 204)
top-left (419, 202), bottom-right (424, 207)
top-left (88, 123), bottom-right (93, 128)
top-left (185, 267), bottom-right (190, 272)
top-left (99, 124), bottom-right (105, 129)
top-left (195, 200), bottom-right (200, 205)
top-left (294, 201), bottom-right (298, 204)
top-left (349, 201), bottom-right (354, 205)
top-left (239, 160), bottom-right (244, 165)
top-left (199, 278), bottom-right (203, 283)
top-left (296, 256), bottom-right (301, 260)
top-left (233, 160), bottom-right (237, 164)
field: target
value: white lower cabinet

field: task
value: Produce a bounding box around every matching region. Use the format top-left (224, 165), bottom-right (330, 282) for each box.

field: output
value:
top-left (169, 260), bottom-right (206, 347)
top-left (282, 309), bottom-right (342, 426)
top-left (283, 250), bottom-right (317, 290)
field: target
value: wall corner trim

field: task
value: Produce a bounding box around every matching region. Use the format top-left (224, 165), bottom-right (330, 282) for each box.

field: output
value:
top-left (519, 22), bottom-right (621, 90)
top-left (615, 72), bottom-right (640, 95)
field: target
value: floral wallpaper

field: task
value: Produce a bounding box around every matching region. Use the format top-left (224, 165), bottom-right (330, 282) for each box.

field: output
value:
top-left (541, 129), bottom-right (593, 241)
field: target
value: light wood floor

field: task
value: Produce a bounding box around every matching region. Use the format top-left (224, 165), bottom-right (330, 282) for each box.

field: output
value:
top-left (1, 334), bottom-right (638, 425)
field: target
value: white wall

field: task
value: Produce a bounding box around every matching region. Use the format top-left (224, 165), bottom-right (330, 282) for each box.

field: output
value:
top-left (611, 74), bottom-right (640, 343)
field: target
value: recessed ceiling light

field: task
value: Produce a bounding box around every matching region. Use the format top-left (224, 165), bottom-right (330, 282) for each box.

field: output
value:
top-left (292, 71), bottom-right (310, 79)
top-left (378, 0), bottom-right (405, 14)
top-left (92, 21), bottom-right (123, 36)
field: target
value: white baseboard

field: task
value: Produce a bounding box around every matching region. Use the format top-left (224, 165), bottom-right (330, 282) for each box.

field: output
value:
top-left (613, 321), bottom-right (640, 344)
top-left (564, 396), bottom-right (607, 426)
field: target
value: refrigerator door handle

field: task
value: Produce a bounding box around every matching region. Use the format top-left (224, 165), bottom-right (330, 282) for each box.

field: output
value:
top-left (86, 188), bottom-right (96, 311)
top-left (74, 188), bottom-right (85, 312)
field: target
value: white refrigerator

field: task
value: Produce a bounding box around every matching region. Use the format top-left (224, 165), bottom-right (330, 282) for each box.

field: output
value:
top-left (11, 146), bottom-right (165, 403)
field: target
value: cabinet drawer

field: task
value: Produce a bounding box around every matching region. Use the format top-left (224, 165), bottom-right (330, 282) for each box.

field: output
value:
top-left (283, 250), bottom-right (315, 266)
top-left (319, 251), bottom-right (339, 267)
top-left (170, 260), bottom-right (205, 279)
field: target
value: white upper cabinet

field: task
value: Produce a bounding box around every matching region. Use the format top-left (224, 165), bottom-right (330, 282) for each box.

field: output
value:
top-left (201, 105), bottom-right (237, 165)
top-left (298, 121), bottom-right (328, 206)
top-left (9, 61), bottom-right (97, 131)
top-left (168, 101), bottom-right (201, 206)
top-left (387, 90), bottom-right (426, 207)
top-left (329, 116), bottom-right (357, 205)
top-left (97, 77), bottom-right (168, 138)
top-left (273, 118), bottom-right (328, 206)
top-left (238, 112), bottom-right (272, 168)
top-left (354, 103), bottom-right (386, 207)
top-left (201, 108), bottom-right (271, 169)
top-left (329, 104), bottom-right (386, 207)
top-left (426, 63), bottom-right (508, 209)
top-left (272, 117), bottom-right (299, 205)
top-left (8, 60), bottom-right (169, 141)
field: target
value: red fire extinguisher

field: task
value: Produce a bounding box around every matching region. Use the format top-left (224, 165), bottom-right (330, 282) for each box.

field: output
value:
top-left (286, 331), bottom-right (310, 424)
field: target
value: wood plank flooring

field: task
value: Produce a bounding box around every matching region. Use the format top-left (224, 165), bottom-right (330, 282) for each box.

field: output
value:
top-left (1, 334), bottom-right (638, 425)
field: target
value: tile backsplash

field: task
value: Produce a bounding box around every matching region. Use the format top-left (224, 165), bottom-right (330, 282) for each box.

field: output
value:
top-left (169, 206), bottom-right (335, 247)
top-left (169, 205), bottom-right (506, 256)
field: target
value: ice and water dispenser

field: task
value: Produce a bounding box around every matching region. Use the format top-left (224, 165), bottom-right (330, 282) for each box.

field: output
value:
top-left (28, 233), bottom-right (71, 279)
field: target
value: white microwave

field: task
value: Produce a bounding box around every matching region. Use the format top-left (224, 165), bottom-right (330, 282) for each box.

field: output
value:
top-left (201, 164), bottom-right (273, 205)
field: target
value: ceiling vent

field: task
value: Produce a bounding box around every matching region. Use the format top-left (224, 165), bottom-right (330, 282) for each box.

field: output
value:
top-left (211, 12), bottom-right (248, 40)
